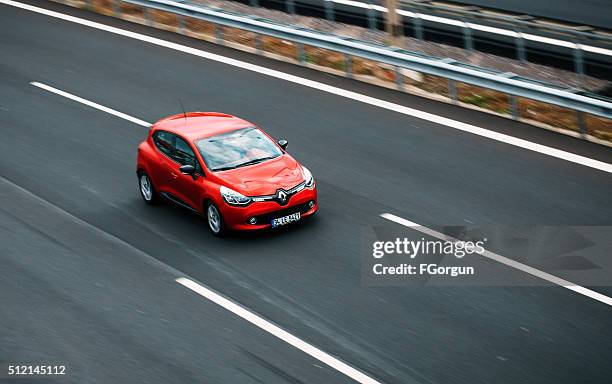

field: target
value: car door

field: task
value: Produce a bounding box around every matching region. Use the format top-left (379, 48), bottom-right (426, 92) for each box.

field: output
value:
top-left (151, 130), bottom-right (177, 195)
top-left (171, 135), bottom-right (204, 211)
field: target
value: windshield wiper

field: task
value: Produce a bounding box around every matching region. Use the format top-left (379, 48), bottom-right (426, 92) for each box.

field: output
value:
top-left (233, 156), bottom-right (276, 168)
top-left (212, 156), bottom-right (276, 172)
top-left (211, 165), bottom-right (238, 172)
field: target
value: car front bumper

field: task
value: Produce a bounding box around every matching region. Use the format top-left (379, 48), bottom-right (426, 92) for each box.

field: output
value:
top-left (219, 187), bottom-right (318, 231)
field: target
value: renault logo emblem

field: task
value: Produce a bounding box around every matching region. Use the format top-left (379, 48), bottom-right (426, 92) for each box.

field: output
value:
top-left (276, 190), bottom-right (288, 205)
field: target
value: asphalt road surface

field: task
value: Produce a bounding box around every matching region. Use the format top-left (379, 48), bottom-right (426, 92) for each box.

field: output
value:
top-left (1, 1), bottom-right (612, 383)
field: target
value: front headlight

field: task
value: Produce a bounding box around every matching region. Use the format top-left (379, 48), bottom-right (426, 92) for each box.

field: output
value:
top-left (302, 166), bottom-right (315, 188)
top-left (220, 186), bottom-right (251, 205)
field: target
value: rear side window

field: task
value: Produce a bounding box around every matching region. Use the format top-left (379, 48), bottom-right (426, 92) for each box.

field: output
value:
top-left (153, 131), bottom-right (174, 157)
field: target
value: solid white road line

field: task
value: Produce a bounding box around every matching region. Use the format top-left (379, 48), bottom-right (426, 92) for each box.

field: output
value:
top-left (380, 213), bottom-right (612, 307)
top-left (31, 82), bottom-right (152, 127)
top-left (176, 277), bottom-right (382, 384)
top-left (6, 1), bottom-right (611, 174)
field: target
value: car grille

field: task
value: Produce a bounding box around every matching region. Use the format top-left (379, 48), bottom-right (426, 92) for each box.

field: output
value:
top-left (251, 180), bottom-right (307, 206)
top-left (252, 202), bottom-right (313, 224)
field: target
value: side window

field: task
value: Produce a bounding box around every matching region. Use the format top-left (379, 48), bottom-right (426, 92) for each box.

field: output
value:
top-left (174, 137), bottom-right (200, 171)
top-left (153, 131), bottom-right (174, 157)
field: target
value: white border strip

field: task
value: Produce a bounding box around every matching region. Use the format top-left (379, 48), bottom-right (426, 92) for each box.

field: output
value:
top-left (176, 277), bottom-right (382, 384)
top-left (331, 0), bottom-right (370, 10)
top-left (380, 213), bottom-right (612, 307)
top-left (4, 0), bottom-right (611, 174)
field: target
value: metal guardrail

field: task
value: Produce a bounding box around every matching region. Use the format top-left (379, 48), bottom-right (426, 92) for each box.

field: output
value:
top-left (209, 0), bottom-right (612, 78)
top-left (116, 0), bottom-right (612, 125)
top-left (396, 0), bottom-right (612, 78)
top-left (398, 0), bottom-right (612, 46)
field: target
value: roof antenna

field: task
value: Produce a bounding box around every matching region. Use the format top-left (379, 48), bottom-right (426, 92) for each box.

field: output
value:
top-left (178, 98), bottom-right (187, 122)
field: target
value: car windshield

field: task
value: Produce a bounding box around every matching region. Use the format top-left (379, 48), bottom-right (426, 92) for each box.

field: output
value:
top-left (195, 127), bottom-right (282, 171)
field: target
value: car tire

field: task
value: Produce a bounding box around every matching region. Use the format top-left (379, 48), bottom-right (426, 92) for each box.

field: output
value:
top-left (206, 202), bottom-right (226, 237)
top-left (138, 171), bottom-right (160, 205)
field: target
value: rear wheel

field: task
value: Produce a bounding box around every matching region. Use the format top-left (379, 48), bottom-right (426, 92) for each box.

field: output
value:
top-left (138, 172), bottom-right (160, 205)
top-left (206, 202), bottom-right (226, 237)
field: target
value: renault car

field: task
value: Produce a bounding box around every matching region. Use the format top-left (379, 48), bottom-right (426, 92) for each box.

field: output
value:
top-left (136, 112), bottom-right (317, 236)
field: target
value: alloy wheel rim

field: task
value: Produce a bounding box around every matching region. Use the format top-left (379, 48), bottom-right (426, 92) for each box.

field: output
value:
top-left (207, 205), bottom-right (220, 233)
top-left (140, 175), bottom-right (152, 201)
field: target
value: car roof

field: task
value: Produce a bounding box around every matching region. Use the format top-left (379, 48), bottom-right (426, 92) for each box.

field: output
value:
top-left (152, 112), bottom-right (254, 141)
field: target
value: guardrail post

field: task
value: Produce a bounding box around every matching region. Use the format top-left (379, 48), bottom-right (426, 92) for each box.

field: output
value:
top-left (448, 79), bottom-right (458, 104)
top-left (255, 34), bottom-right (262, 53)
top-left (143, 8), bottom-right (152, 26)
top-left (395, 66), bottom-right (403, 91)
top-left (462, 20), bottom-right (473, 52)
top-left (515, 29), bottom-right (526, 62)
top-left (297, 43), bottom-right (306, 64)
top-left (215, 24), bottom-right (224, 44)
top-left (286, 0), bottom-right (295, 15)
top-left (113, 0), bottom-right (120, 16)
top-left (324, 0), bottom-right (334, 22)
top-left (509, 95), bottom-right (519, 120)
top-left (407, 2), bottom-right (424, 40)
top-left (573, 27), bottom-right (594, 86)
top-left (344, 54), bottom-right (353, 78)
top-left (573, 42), bottom-right (584, 82)
top-left (413, 16), bottom-right (423, 40)
top-left (367, 4), bottom-right (376, 30)
top-left (178, 14), bottom-right (185, 34)
top-left (511, 16), bottom-right (533, 62)
top-left (577, 111), bottom-right (587, 138)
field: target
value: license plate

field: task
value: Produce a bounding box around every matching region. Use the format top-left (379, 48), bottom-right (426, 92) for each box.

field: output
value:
top-left (271, 212), bottom-right (301, 227)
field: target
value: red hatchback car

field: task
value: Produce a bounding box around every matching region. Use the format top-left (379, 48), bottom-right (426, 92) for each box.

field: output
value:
top-left (137, 112), bottom-right (317, 236)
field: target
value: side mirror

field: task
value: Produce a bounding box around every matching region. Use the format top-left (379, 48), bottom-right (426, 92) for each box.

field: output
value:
top-left (278, 139), bottom-right (288, 150)
top-left (179, 164), bottom-right (196, 178)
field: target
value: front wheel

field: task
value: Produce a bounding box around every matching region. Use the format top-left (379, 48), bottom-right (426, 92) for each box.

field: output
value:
top-left (206, 202), bottom-right (225, 237)
top-left (138, 172), bottom-right (160, 205)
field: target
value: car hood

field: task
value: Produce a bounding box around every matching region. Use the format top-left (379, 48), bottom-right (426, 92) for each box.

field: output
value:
top-left (215, 155), bottom-right (305, 196)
